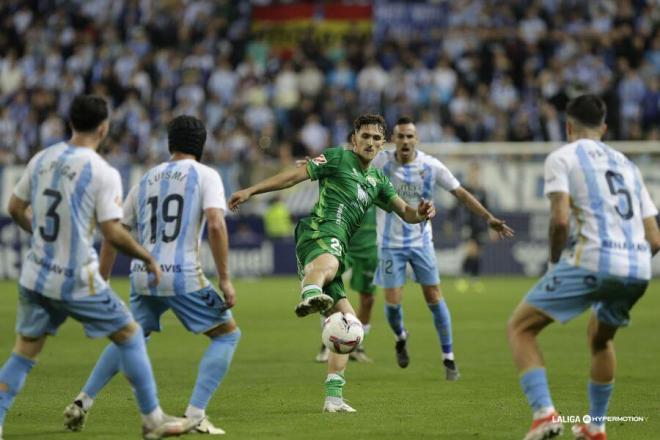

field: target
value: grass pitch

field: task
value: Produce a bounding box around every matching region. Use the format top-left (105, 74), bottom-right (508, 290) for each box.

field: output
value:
top-left (0, 276), bottom-right (658, 439)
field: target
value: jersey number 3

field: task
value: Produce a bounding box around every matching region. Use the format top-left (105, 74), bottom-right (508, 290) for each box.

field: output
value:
top-left (147, 194), bottom-right (185, 243)
top-left (39, 189), bottom-right (62, 242)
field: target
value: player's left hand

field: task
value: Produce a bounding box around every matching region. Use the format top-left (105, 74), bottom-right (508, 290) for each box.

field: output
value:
top-left (228, 189), bottom-right (251, 211)
top-left (487, 216), bottom-right (515, 239)
top-left (219, 278), bottom-right (236, 310)
top-left (417, 199), bottom-right (436, 220)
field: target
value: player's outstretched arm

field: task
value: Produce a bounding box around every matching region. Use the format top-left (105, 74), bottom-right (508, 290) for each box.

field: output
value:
top-left (7, 195), bottom-right (32, 233)
top-left (451, 186), bottom-right (514, 239)
top-left (206, 207), bottom-right (236, 309)
top-left (548, 192), bottom-right (570, 263)
top-left (228, 165), bottom-right (310, 211)
top-left (643, 216), bottom-right (660, 257)
top-left (390, 196), bottom-right (436, 224)
top-left (99, 219), bottom-right (161, 286)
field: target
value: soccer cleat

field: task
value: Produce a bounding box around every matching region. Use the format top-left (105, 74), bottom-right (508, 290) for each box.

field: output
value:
top-left (142, 414), bottom-right (201, 440)
top-left (315, 344), bottom-right (329, 363)
top-left (443, 359), bottom-right (460, 381)
top-left (193, 416), bottom-right (226, 435)
top-left (63, 400), bottom-right (88, 432)
top-left (522, 411), bottom-right (563, 440)
top-left (572, 424), bottom-right (606, 440)
top-left (294, 292), bottom-right (334, 317)
top-left (349, 347), bottom-right (373, 363)
top-left (395, 339), bottom-right (409, 368)
top-left (323, 399), bottom-right (357, 413)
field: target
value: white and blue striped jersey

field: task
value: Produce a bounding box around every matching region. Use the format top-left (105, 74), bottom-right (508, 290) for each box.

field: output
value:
top-left (372, 150), bottom-right (460, 248)
top-left (123, 159), bottom-right (227, 296)
top-left (544, 139), bottom-right (658, 280)
top-left (14, 142), bottom-right (124, 300)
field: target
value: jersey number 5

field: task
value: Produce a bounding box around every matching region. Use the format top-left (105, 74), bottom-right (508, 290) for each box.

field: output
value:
top-left (147, 194), bottom-right (185, 243)
top-left (605, 170), bottom-right (633, 220)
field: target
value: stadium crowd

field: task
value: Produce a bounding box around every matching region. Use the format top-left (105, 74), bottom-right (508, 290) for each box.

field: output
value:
top-left (0, 0), bottom-right (659, 194)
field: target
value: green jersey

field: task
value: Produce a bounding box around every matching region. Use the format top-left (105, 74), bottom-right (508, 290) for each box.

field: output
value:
top-left (348, 205), bottom-right (376, 257)
top-left (302, 147), bottom-right (397, 253)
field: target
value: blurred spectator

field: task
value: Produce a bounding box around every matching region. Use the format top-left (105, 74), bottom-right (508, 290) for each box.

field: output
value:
top-left (263, 196), bottom-right (294, 239)
top-left (0, 0), bottom-right (656, 183)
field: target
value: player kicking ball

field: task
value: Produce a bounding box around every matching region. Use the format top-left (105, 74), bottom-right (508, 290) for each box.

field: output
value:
top-left (63, 115), bottom-right (240, 435)
top-left (372, 116), bottom-right (514, 380)
top-left (0, 95), bottom-right (199, 440)
top-left (229, 114), bottom-right (435, 412)
top-left (508, 95), bottom-right (660, 440)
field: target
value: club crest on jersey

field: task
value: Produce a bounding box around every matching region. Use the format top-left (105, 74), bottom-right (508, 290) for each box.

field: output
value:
top-left (311, 154), bottom-right (327, 165)
top-left (366, 176), bottom-right (377, 187)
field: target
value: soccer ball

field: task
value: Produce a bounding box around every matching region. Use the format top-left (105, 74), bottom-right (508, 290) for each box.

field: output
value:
top-left (322, 312), bottom-right (364, 354)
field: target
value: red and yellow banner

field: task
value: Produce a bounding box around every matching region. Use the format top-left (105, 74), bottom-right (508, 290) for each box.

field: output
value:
top-left (252, 3), bottom-right (372, 49)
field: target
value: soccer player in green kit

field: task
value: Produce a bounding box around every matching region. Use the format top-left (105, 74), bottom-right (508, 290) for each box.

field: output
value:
top-left (315, 131), bottom-right (379, 363)
top-left (229, 114), bottom-right (435, 412)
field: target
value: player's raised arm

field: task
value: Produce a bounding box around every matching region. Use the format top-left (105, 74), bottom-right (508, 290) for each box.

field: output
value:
top-left (450, 186), bottom-right (514, 239)
top-left (390, 196), bottom-right (436, 224)
top-left (228, 164), bottom-right (310, 211)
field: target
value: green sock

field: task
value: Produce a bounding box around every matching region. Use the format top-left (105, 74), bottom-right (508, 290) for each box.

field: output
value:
top-left (301, 284), bottom-right (322, 300)
top-left (325, 373), bottom-right (345, 398)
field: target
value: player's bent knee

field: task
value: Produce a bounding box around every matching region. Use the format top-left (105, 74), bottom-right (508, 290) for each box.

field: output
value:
top-left (205, 319), bottom-right (239, 338)
top-left (14, 334), bottom-right (47, 360)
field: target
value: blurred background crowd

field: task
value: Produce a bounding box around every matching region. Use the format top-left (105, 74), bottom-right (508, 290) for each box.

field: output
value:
top-left (0, 0), bottom-right (659, 195)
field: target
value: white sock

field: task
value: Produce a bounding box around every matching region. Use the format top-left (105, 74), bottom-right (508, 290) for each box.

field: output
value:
top-left (301, 284), bottom-right (322, 297)
top-left (396, 330), bottom-right (408, 342)
top-left (320, 315), bottom-right (326, 329)
top-left (533, 406), bottom-right (556, 419)
top-left (142, 406), bottom-right (165, 429)
top-left (185, 404), bottom-right (205, 420)
top-left (362, 324), bottom-right (371, 335)
top-left (325, 396), bottom-right (343, 405)
top-left (75, 392), bottom-right (94, 411)
top-left (442, 352), bottom-right (455, 361)
top-left (588, 423), bottom-right (606, 433)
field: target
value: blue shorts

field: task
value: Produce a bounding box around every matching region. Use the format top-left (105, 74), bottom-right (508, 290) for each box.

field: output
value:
top-left (131, 286), bottom-right (233, 334)
top-left (374, 244), bottom-right (440, 288)
top-left (525, 262), bottom-right (648, 327)
top-left (16, 285), bottom-right (132, 338)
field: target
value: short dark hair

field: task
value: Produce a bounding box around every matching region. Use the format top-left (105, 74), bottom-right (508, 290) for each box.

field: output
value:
top-left (167, 115), bottom-right (207, 161)
top-left (395, 116), bottom-right (414, 126)
top-left (566, 94), bottom-right (606, 128)
top-left (353, 113), bottom-right (386, 135)
top-left (69, 95), bottom-right (108, 132)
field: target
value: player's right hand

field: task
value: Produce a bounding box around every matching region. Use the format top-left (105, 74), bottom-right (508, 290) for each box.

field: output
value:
top-left (228, 189), bottom-right (251, 211)
top-left (145, 257), bottom-right (162, 287)
top-left (219, 278), bottom-right (236, 310)
top-left (487, 216), bottom-right (515, 239)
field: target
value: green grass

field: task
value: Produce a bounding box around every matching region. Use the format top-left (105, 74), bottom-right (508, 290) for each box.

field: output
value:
top-left (0, 277), bottom-right (659, 439)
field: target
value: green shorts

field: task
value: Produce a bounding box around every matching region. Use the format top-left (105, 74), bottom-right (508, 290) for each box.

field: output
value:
top-left (295, 224), bottom-right (347, 304)
top-left (346, 253), bottom-right (378, 294)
